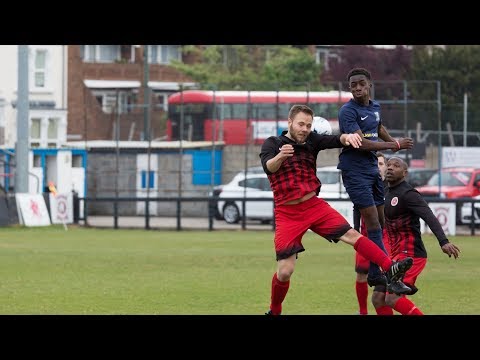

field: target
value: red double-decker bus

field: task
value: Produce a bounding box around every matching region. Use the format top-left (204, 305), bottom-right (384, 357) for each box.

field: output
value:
top-left (167, 90), bottom-right (352, 145)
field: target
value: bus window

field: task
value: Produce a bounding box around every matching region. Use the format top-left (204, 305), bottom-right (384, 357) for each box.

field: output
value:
top-left (167, 90), bottom-right (351, 144)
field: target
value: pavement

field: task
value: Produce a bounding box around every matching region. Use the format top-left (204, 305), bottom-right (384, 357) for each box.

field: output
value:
top-left (81, 216), bottom-right (479, 235)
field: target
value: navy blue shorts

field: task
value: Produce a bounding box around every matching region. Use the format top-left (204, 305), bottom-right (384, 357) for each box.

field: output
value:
top-left (341, 170), bottom-right (384, 209)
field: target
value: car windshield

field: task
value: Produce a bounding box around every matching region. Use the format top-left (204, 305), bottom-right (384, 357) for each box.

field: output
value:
top-left (427, 171), bottom-right (472, 186)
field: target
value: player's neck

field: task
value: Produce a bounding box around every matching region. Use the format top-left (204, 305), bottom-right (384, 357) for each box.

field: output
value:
top-left (354, 97), bottom-right (370, 107)
top-left (388, 179), bottom-right (405, 188)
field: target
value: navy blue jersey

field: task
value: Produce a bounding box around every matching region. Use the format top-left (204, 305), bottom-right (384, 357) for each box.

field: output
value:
top-left (259, 131), bottom-right (343, 206)
top-left (337, 99), bottom-right (381, 174)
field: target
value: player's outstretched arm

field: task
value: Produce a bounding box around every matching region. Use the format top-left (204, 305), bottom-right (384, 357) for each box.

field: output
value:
top-left (441, 243), bottom-right (461, 259)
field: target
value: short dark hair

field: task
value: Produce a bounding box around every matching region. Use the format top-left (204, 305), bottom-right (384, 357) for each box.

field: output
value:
top-left (388, 156), bottom-right (408, 170)
top-left (347, 67), bottom-right (372, 82)
top-left (377, 151), bottom-right (386, 160)
top-left (288, 104), bottom-right (314, 120)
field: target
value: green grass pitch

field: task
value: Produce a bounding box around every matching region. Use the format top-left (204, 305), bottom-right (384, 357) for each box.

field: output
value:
top-left (0, 225), bottom-right (478, 314)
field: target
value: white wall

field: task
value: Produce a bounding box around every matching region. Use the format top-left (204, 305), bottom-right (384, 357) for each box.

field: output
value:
top-left (0, 45), bottom-right (67, 147)
top-left (136, 154), bottom-right (158, 215)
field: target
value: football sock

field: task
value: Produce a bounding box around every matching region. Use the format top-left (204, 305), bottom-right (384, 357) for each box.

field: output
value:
top-left (367, 229), bottom-right (388, 278)
top-left (354, 235), bottom-right (392, 271)
top-left (355, 280), bottom-right (369, 315)
top-left (375, 305), bottom-right (394, 315)
top-left (393, 296), bottom-right (424, 315)
top-left (270, 272), bottom-right (289, 315)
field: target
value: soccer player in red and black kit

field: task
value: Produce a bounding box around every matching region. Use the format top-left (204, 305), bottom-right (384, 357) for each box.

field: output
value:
top-left (383, 156), bottom-right (461, 315)
top-left (259, 104), bottom-right (413, 315)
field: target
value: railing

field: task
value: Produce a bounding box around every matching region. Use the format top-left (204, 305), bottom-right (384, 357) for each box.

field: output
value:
top-left (77, 196), bottom-right (479, 235)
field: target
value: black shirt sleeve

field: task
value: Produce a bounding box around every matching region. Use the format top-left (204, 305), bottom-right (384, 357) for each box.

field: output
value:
top-left (404, 189), bottom-right (449, 247)
top-left (310, 132), bottom-right (343, 151)
top-left (259, 136), bottom-right (281, 175)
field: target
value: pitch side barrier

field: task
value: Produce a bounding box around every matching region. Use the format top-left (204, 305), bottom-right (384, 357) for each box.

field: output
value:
top-left (418, 196), bottom-right (479, 236)
top-left (79, 196), bottom-right (292, 231)
top-left (76, 196), bottom-right (479, 235)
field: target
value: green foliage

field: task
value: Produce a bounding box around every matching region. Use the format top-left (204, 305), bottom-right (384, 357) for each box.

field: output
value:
top-left (0, 226), bottom-right (477, 314)
top-left (171, 45), bottom-right (324, 91)
top-left (409, 45), bottom-right (480, 109)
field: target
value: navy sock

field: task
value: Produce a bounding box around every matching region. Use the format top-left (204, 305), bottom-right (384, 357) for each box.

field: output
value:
top-left (367, 228), bottom-right (387, 277)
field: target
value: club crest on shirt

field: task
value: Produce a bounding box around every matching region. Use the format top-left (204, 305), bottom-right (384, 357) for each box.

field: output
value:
top-left (374, 112), bottom-right (380, 122)
top-left (391, 196), bottom-right (398, 206)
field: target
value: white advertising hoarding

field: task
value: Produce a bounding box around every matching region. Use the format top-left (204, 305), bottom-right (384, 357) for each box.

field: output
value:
top-left (15, 193), bottom-right (51, 226)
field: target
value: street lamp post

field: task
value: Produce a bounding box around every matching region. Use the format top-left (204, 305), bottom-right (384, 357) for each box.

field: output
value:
top-left (143, 45), bottom-right (150, 141)
top-left (15, 45), bottom-right (29, 193)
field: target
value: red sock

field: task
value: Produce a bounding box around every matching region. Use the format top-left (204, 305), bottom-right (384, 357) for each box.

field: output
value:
top-left (355, 281), bottom-right (369, 315)
top-left (353, 236), bottom-right (392, 271)
top-left (375, 305), bottom-right (394, 315)
top-left (270, 273), bottom-right (290, 315)
top-left (393, 297), bottom-right (424, 315)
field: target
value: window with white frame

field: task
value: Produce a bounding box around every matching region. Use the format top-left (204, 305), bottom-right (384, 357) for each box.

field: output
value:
top-left (29, 46), bottom-right (50, 91)
top-left (147, 45), bottom-right (181, 64)
top-left (92, 90), bottom-right (137, 114)
top-left (315, 48), bottom-right (340, 71)
top-left (47, 118), bottom-right (59, 140)
top-left (81, 45), bottom-right (121, 63)
top-left (34, 49), bottom-right (47, 87)
top-left (153, 92), bottom-right (169, 111)
top-left (30, 118), bottom-right (42, 148)
top-left (29, 111), bottom-right (66, 148)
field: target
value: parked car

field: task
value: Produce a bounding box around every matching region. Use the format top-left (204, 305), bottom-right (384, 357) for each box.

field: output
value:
top-left (406, 168), bottom-right (437, 188)
top-left (215, 166), bottom-right (348, 224)
top-left (415, 167), bottom-right (480, 224)
top-left (216, 172), bottom-right (273, 224)
top-left (209, 166), bottom-right (266, 220)
top-left (460, 195), bottom-right (480, 226)
top-left (316, 166), bottom-right (349, 199)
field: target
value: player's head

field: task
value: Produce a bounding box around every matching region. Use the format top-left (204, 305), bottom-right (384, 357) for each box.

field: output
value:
top-left (287, 104), bottom-right (314, 144)
top-left (377, 152), bottom-right (387, 180)
top-left (312, 116), bottom-right (333, 135)
top-left (347, 67), bottom-right (371, 82)
top-left (385, 156), bottom-right (408, 185)
top-left (347, 67), bottom-right (372, 101)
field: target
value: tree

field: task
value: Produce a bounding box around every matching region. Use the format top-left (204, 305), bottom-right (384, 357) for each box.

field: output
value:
top-left (170, 45), bottom-right (324, 91)
top-left (409, 45), bottom-right (480, 105)
top-left (408, 45), bottom-right (480, 133)
top-left (322, 45), bottom-right (412, 84)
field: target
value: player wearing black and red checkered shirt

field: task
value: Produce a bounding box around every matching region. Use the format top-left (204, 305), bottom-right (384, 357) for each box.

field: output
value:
top-left (260, 104), bottom-right (413, 315)
top-left (382, 156), bottom-right (460, 315)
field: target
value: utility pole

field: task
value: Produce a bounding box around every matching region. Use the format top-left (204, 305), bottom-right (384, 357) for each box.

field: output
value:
top-left (15, 45), bottom-right (29, 193)
top-left (143, 45), bottom-right (150, 141)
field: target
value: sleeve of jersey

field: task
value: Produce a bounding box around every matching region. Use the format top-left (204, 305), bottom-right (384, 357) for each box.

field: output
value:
top-left (311, 133), bottom-right (342, 150)
top-left (406, 190), bottom-right (449, 247)
top-left (259, 137), bottom-right (279, 175)
top-left (338, 106), bottom-right (360, 134)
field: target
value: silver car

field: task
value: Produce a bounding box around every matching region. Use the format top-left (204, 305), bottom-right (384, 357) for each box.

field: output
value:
top-left (216, 166), bottom-right (348, 224)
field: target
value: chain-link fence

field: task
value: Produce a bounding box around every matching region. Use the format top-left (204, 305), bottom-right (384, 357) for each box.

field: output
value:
top-left (1, 80), bottom-right (473, 226)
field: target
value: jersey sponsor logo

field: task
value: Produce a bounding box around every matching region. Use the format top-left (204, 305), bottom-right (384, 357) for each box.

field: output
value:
top-left (361, 115), bottom-right (368, 120)
top-left (363, 132), bottom-right (378, 138)
top-left (391, 196), bottom-right (399, 206)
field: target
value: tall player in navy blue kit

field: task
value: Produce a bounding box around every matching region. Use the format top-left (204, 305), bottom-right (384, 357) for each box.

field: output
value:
top-left (338, 68), bottom-right (414, 294)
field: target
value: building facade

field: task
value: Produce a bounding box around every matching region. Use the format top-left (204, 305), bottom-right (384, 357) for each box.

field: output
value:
top-left (67, 45), bottom-right (196, 143)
